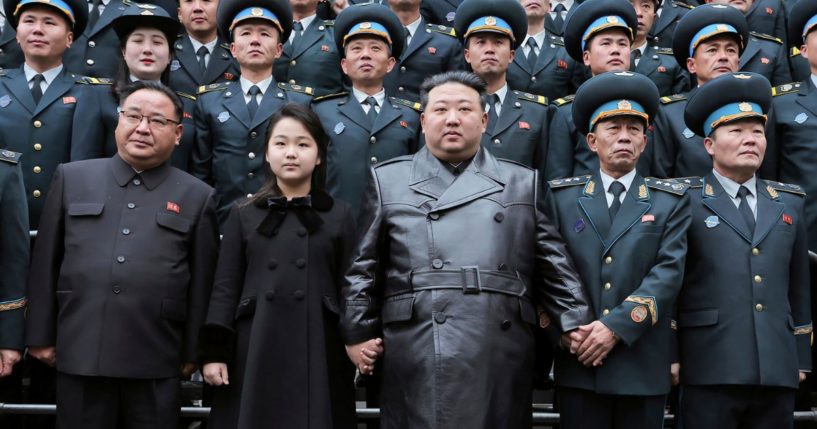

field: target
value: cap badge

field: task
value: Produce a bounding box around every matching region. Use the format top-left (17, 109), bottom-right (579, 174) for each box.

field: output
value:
top-left (738, 102), bottom-right (753, 112)
top-left (251, 8), bottom-right (263, 16)
top-left (485, 16), bottom-right (497, 25)
top-left (607, 16), bottom-right (619, 23)
top-left (360, 22), bottom-right (372, 29)
top-left (618, 100), bottom-right (632, 110)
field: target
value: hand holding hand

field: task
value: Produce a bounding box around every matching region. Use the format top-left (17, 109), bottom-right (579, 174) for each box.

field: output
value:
top-left (29, 346), bottom-right (56, 367)
top-left (345, 338), bottom-right (384, 375)
top-left (202, 363), bottom-right (230, 386)
top-left (671, 363), bottom-right (680, 386)
top-left (0, 349), bottom-right (21, 377)
top-left (575, 321), bottom-right (619, 367)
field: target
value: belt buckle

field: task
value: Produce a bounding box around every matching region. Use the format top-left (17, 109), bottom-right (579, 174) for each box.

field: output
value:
top-left (461, 266), bottom-right (481, 294)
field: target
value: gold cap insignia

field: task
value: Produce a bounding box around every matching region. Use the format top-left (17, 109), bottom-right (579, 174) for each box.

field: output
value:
top-left (136, 2), bottom-right (156, 8)
top-left (615, 71), bottom-right (634, 76)
top-left (716, 24), bottom-right (729, 31)
top-left (251, 7), bottom-right (263, 16)
top-left (733, 74), bottom-right (751, 80)
top-left (485, 16), bottom-right (497, 26)
top-left (139, 9), bottom-right (153, 15)
top-left (618, 100), bottom-right (632, 110)
top-left (607, 16), bottom-right (619, 23)
top-left (360, 22), bottom-right (372, 29)
top-left (738, 102), bottom-right (753, 112)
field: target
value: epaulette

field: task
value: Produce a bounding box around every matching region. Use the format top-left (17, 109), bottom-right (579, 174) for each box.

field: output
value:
top-left (655, 47), bottom-right (673, 55)
top-left (79, 76), bottom-right (114, 85)
top-left (389, 96), bottom-right (422, 112)
top-left (672, 177), bottom-right (702, 188)
top-left (550, 37), bottom-right (565, 47)
top-left (313, 91), bottom-right (348, 102)
top-left (645, 177), bottom-right (689, 195)
top-left (219, 42), bottom-right (230, 50)
top-left (548, 175), bottom-right (591, 188)
top-left (553, 94), bottom-right (574, 106)
top-left (514, 91), bottom-right (548, 105)
top-left (762, 180), bottom-right (806, 196)
top-left (772, 82), bottom-right (801, 97)
top-left (122, 0), bottom-right (134, 5)
top-left (660, 93), bottom-right (686, 104)
top-left (672, 1), bottom-right (693, 9)
top-left (197, 82), bottom-right (230, 94)
top-left (0, 149), bottom-right (21, 164)
top-left (322, 19), bottom-right (335, 26)
top-left (278, 82), bottom-right (314, 96)
top-left (0, 69), bottom-right (7, 77)
top-left (791, 46), bottom-right (801, 57)
top-left (428, 23), bottom-right (456, 37)
top-left (750, 31), bottom-right (783, 45)
top-left (176, 91), bottom-right (196, 101)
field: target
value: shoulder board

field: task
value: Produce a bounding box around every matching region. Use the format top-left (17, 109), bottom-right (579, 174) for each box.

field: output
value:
top-left (762, 180), bottom-right (806, 196)
top-left (660, 93), bottom-right (687, 104)
top-left (0, 149), bottom-right (21, 165)
top-left (548, 175), bottom-right (591, 188)
top-left (772, 82), bottom-right (801, 97)
top-left (122, 0), bottom-right (134, 5)
top-left (655, 47), bottom-right (673, 55)
top-left (278, 82), bottom-right (314, 96)
top-left (672, 1), bottom-right (694, 9)
top-left (671, 177), bottom-right (702, 188)
top-left (389, 96), bottom-right (422, 112)
top-left (514, 91), bottom-right (548, 105)
top-left (313, 91), bottom-right (348, 102)
top-left (322, 20), bottom-right (335, 26)
top-left (219, 42), bottom-right (230, 50)
top-left (428, 23), bottom-right (456, 37)
top-left (645, 177), bottom-right (689, 195)
top-left (0, 69), bottom-right (6, 77)
top-left (79, 76), bottom-right (114, 85)
top-left (176, 91), bottom-right (196, 101)
top-left (547, 34), bottom-right (565, 46)
top-left (791, 46), bottom-right (801, 57)
top-left (750, 31), bottom-right (782, 44)
top-left (197, 82), bottom-right (230, 94)
top-left (374, 154), bottom-right (413, 168)
top-left (553, 94), bottom-right (575, 106)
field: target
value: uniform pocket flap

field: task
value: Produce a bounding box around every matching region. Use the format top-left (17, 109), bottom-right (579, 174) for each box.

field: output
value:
top-left (161, 298), bottom-right (187, 322)
top-left (68, 203), bottom-right (104, 216)
top-left (382, 296), bottom-right (415, 324)
top-left (234, 297), bottom-right (256, 320)
top-left (519, 300), bottom-right (538, 325)
top-left (156, 212), bottom-right (192, 233)
top-left (678, 309), bottom-right (718, 328)
top-left (323, 296), bottom-right (340, 314)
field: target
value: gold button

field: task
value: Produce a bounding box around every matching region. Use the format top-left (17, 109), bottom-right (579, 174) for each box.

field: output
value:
top-left (86, 59), bottom-right (95, 65)
top-left (248, 152), bottom-right (256, 159)
top-left (493, 138), bottom-right (501, 145)
top-left (752, 248), bottom-right (760, 255)
top-left (289, 79), bottom-right (295, 84)
top-left (290, 60), bottom-right (297, 66)
top-left (604, 282), bottom-right (611, 290)
top-left (754, 275), bottom-right (762, 283)
top-left (250, 131), bottom-right (257, 139)
top-left (33, 143), bottom-right (42, 151)
top-left (369, 136), bottom-right (376, 144)
top-left (604, 256), bottom-right (613, 264)
top-left (370, 157), bottom-right (378, 164)
top-left (32, 190), bottom-right (41, 198)
top-left (531, 76), bottom-right (537, 81)
top-left (33, 166), bottom-right (41, 173)
top-left (33, 120), bottom-right (42, 128)
top-left (88, 41), bottom-right (95, 47)
top-left (400, 66), bottom-right (406, 72)
top-left (755, 303), bottom-right (764, 312)
top-left (398, 86), bottom-right (404, 91)
top-left (602, 309), bottom-right (610, 316)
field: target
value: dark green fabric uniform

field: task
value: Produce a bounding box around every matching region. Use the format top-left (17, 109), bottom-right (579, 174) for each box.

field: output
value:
top-left (169, 34), bottom-right (239, 97)
top-left (62, 0), bottom-right (127, 78)
top-left (631, 42), bottom-right (689, 97)
top-left (745, 0), bottom-right (787, 47)
top-left (507, 33), bottom-right (587, 102)
top-left (739, 32), bottom-right (791, 86)
top-left (420, 0), bottom-right (463, 25)
top-left (0, 22), bottom-right (23, 72)
top-left (0, 150), bottom-right (29, 352)
top-left (482, 90), bottom-right (551, 177)
top-left (648, 0), bottom-right (692, 49)
top-left (273, 18), bottom-right (344, 97)
top-left (790, 46), bottom-right (810, 82)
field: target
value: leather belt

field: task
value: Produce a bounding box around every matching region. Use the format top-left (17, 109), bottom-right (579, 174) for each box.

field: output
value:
top-left (385, 266), bottom-right (529, 298)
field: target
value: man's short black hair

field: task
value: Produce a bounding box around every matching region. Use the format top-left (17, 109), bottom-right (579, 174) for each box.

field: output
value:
top-left (419, 71), bottom-right (489, 111)
top-left (117, 80), bottom-right (183, 122)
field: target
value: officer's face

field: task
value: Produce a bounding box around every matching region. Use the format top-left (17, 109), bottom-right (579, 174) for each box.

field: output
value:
top-left (178, 0), bottom-right (218, 36)
top-left (631, 0), bottom-right (656, 40)
top-left (15, 6), bottom-right (74, 61)
top-left (705, 118), bottom-right (766, 179)
top-left (340, 37), bottom-right (396, 85)
top-left (115, 89), bottom-right (183, 171)
top-left (687, 35), bottom-right (740, 84)
top-left (800, 31), bottom-right (817, 72)
top-left (520, 0), bottom-right (550, 20)
top-left (230, 21), bottom-right (283, 70)
top-left (582, 29), bottom-right (630, 75)
top-left (706, 0), bottom-right (753, 14)
top-left (389, 0), bottom-right (422, 10)
top-left (122, 28), bottom-right (171, 81)
top-left (587, 116), bottom-right (646, 177)
top-left (290, 0), bottom-right (319, 11)
top-left (266, 117), bottom-right (321, 190)
top-left (421, 82), bottom-right (487, 162)
top-left (464, 34), bottom-right (514, 78)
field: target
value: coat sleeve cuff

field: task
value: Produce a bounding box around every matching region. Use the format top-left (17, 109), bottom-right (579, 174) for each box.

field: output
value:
top-left (197, 324), bottom-right (235, 365)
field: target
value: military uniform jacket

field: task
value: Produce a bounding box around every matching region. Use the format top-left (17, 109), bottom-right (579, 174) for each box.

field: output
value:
top-left (0, 67), bottom-right (95, 228)
top-left (62, 0), bottom-right (128, 78)
top-left (0, 152), bottom-right (29, 351)
top-left (676, 175), bottom-right (811, 388)
top-left (384, 20), bottom-right (465, 102)
top-left (632, 43), bottom-right (690, 97)
top-left (312, 92), bottom-right (420, 214)
top-left (341, 147), bottom-right (591, 428)
top-left (192, 80), bottom-right (312, 222)
top-left (483, 90), bottom-right (551, 177)
top-left (745, 0), bottom-right (787, 48)
top-left (273, 18), bottom-right (343, 97)
top-left (169, 34), bottom-right (240, 97)
top-left (507, 34), bottom-right (586, 102)
top-left (546, 173), bottom-right (690, 395)
top-left (420, 0), bottom-right (462, 25)
top-left (739, 33), bottom-right (791, 87)
top-left (649, 1), bottom-right (693, 49)
top-left (26, 155), bottom-right (220, 378)
top-left (0, 21), bottom-right (23, 72)
top-left (789, 47), bottom-right (810, 83)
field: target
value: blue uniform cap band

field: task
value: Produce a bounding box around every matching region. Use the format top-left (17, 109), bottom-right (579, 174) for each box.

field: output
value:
top-left (581, 15), bottom-right (631, 51)
top-left (343, 21), bottom-right (392, 46)
top-left (589, 99), bottom-right (648, 131)
top-left (230, 7), bottom-right (282, 32)
top-left (704, 101), bottom-right (766, 136)
top-left (465, 16), bottom-right (515, 41)
top-left (15, 0), bottom-right (75, 24)
top-left (689, 23), bottom-right (739, 57)
top-left (803, 15), bottom-right (817, 40)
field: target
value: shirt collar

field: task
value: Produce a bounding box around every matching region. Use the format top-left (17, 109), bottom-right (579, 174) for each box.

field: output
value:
top-left (352, 87), bottom-right (386, 107)
top-left (712, 168), bottom-right (756, 199)
top-left (552, 0), bottom-right (574, 10)
top-left (490, 84), bottom-right (509, 105)
top-left (405, 16), bottom-right (422, 38)
top-left (599, 168), bottom-right (637, 194)
top-left (190, 36), bottom-right (219, 55)
top-left (23, 63), bottom-right (63, 85)
top-left (811, 74), bottom-right (817, 91)
top-left (523, 30), bottom-right (546, 50)
top-left (295, 14), bottom-right (317, 32)
top-left (633, 40), bottom-right (648, 56)
top-left (240, 75), bottom-right (274, 96)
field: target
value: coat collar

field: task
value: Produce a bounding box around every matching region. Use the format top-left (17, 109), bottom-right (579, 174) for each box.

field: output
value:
top-left (109, 153), bottom-right (172, 190)
top-left (577, 171), bottom-right (651, 252)
top-left (795, 78), bottom-right (817, 118)
top-left (701, 173), bottom-right (784, 245)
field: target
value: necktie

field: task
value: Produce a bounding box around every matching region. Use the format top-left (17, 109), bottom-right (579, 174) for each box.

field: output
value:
top-left (247, 85), bottom-right (261, 118)
top-left (526, 37), bottom-right (539, 68)
top-left (553, 3), bottom-right (566, 33)
top-left (737, 185), bottom-right (755, 234)
top-left (630, 49), bottom-right (641, 70)
top-left (404, 27), bottom-right (411, 48)
top-left (291, 21), bottom-right (304, 52)
top-left (486, 94), bottom-right (500, 134)
top-left (88, 0), bottom-right (102, 30)
top-left (30, 74), bottom-right (44, 105)
top-left (364, 96), bottom-right (378, 126)
top-left (197, 46), bottom-right (208, 76)
top-left (608, 181), bottom-right (625, 220)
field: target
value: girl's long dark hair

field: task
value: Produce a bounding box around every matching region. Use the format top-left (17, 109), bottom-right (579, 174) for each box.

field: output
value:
top-left (246, 103), bottom-right (329, 206)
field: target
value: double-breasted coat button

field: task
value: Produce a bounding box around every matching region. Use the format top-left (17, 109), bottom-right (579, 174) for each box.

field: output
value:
top-left (434, 313), bottom-right (447, 324)
top-left (295, 258), bottom-right (306, 268)
top-left (531, 76), bottom-right (537, 82)
top-left (248, 152), bottom-right (256, 159)
top-left (268, 259), bottom-right (278, 269)
top-left (370, 136), bottom-right (376, 144)
top-left (754, 275), bottom-right (762, 283)
top-left (33, 120), bottom-right (42, 128)
top-left (265, 290), bottom-right (275, 301)
top-left (494, 212), bottom-right (504, 222)
top-left (291, 60), bottom-right (297, 66)
top-left (370, 157), bottom-right (378, 164)
top-left (428, 212), bottom-right (440, 220)
top-left (127, 203), bottom-right (135, 209)
top-left (297, 228), bottom-right (307, 237)
top-left (33, 143), bottom-right (42, 151)
top-left (755, 303), bottom-right (764, 312)
top-left (112, 286), bottom-right (121, 294)
top-left (117, 256), bottom-right (125, 263)
top-left (122, 228), bottom-right (130, 235)
top-left (33, 166), bottom-right (41, 173)
top-left (500, 320), bottom-right (512, 330)
top-left (431, 258), bottom-right (444, 269)
top-left (293, 290), bottom-right (305, 300)
top-left (248, 172), bottom-right (255, 178)
top-left (88, 41), bottom-right (95, 47)
top-left (493, 138), bottom-right (501, 145)
top-left (86, 59), bottom-right (95, 65)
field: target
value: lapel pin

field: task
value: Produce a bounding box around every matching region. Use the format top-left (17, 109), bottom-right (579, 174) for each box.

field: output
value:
top-left (428, 47), bottom-right (437, 55)
top-left (574, 219), bottom-right (586, 233)
top-left (166, 202), bottom-right (181, 214)
top-left (705, 215), bottom-right (719, 228)
top-left (518, 121), bottom-right (530, 129)
top-left (63, 96), bottom-right (76, 104)
top-left (795, 113), bottom-right (808, 124)
top-left (334, 122), bottom-right (345, 134)
top-left (641, 214), bottom-right (655, 223)
top-left (783, 214), bottom-right (793, 225)
top-left (217, 111), bottom-right (230, 123)
top-left (682, 128), bottom-right (695, 138)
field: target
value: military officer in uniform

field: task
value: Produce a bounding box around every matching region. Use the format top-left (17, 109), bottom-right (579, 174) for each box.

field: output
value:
top-left (0, 18), bottom-right (24, 71)
top-left (712, 0), bottom-right (788, 47)
top-left (169, 0), bottom-right (240, 96)
top-left (193, 0), bottom-right (313, 222)
top-left (312, 3), bottom-right (420, 213)
top-left (455, 0), bottom-right (552, 177)
top-left (546, 0), bottom-right (639, 180)
top-left (547, 71), bottom-right (690, 429)
top-left (61, 0), bottom-right (127, 77)
top-left (675, 71), bottom-right (811, 429)
top-left (648, 0), bottom-right (693, 49)
top-left (507, 0), bottom-right (587, 101)
top-left (383, 0), bottom-right (465, 103)
top-left (273, 0), bottom-right (343, 97)
top-left (630, 0), bottom-right (689, 96)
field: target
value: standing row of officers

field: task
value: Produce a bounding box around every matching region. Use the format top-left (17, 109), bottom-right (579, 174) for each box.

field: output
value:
top-left (0, 0), bottom-right (814, 427)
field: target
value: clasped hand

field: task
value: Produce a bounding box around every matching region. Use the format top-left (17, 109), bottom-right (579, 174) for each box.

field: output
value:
top-left (345, 338), bottom-right (384, 375)
top-left (560, 320), bottom-right (618, 367)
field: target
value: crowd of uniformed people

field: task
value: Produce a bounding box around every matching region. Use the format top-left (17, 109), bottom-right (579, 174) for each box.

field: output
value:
top-left (0, 0), bottom-right (815, 426)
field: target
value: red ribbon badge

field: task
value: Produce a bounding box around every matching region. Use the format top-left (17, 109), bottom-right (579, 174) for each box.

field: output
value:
top-left (167, 202), bottom-right (180, 214)
top-left (657, 66), bottom-right (666, 73)
top-left (428, 47), bottom-right (437, 55)
top-left (557, 59), bottom-right (568, 69)
top-left (321, 44), bottom-right (329, 52)
top-left (783, 214), bottom-right (793, 225)
top-left (63, 96), bottom-right (76, 104)
top-left (760, 57), bottom-right (770, 64)
top-left (766, 7), bottom-right (773, 15)
top-left (518, 121), bottom-right (530, 129)
top-left (224, 72), bottom-right (235, 80)
top-left (400, 120), bottom-right (408, 128)
top-left (642, 214), bottom-right (655, 223)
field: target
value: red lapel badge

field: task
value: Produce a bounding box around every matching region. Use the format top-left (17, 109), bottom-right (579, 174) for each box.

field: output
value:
top-left (63, 96), bottom-right (76, 104)
top-left (657, 66), bottom-right (666, 73)
top-left (760, 57), bottom-right (770, 64)
top-left (321, 44), bottom-right (330, 52)
top-left (224, 72), bottom-right (235, 80)
top-left (783, 214), bottom-right (793, 225)
top-left (641, 214), bottom-right (655, 223)
top-left (400, 120), bottom-right (408, 128)
top-left (557, 59), bottom-right (568, 69)
top-left (518, 121), bottom-right (530, 129)
top-left (183, 112), bottom-right (192, 119)
top-left (428, 47), bottom-right (437, 55)
top-left (766, 7), bottom-right (773, 15)
top-left (167, 202), bottom-right (181, 214)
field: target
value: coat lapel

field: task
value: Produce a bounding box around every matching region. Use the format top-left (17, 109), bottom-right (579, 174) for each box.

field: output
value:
top-left (409, 148), bottom-right (456, 200)
top-left (370, 98), bottom-right (401, 135)
top-left (250, 84), bottom-right (287, 129)
top-left (203, 39), bottom-right (235, 83)
top-left (701, 174), bottom-right (753, 243)
top-left (175, 36), bottom-right (203, 81)
top-left (795, 79), bottom-right (817, 118)
top-left (739, 39), bottom-right (760, 69)
top-left (634, 44), bottom-right (658, 77)
top-left (87, 0), bottom-right (125, 38)
top-left (512, 49), bottom-right (533, 74)
top-left (33, 70), bottom-right (74, 116)
top-left (221, 81), bottom-right (251, 129)
top-left (291, 20), bottom-right (325, 58)
top-left (753, 182), bottom-right (785, 246)
top-left (490, 91), bottom-right (523, 136)
top-left (545, 15), bottom-right (561, 36)
top-left (431, 149), bottom-right (505, 212)
top-left (532, 43), bottom-right (558, 75)
top-left (604, 175), bottom-right (651, 253)
top-left (401, 20), bottom-right (432, 61)
top-left (3, 69), bottom-right (36, 114)
top-left (0, 21), bottom-right (16, 46)
top-left (577, 173), bottom-right (611, 244)
top-left (651, 5), bottom-right (677, 36)
top-left (338, 95), bottom-right (372, 131)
